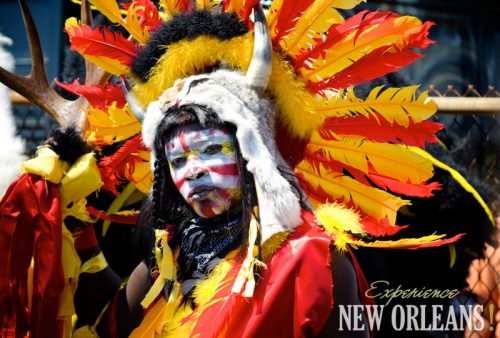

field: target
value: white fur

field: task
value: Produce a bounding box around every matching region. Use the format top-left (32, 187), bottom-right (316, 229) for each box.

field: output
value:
top-left (0, 33), bottom-right (26, 194)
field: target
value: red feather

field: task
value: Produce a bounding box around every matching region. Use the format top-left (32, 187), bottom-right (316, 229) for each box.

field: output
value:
top-left (98, 135), bottom-right (147, 195)
top-left (319, 114), bottom-right (444, 148)
top-left (307, 21), bottom-right (435, 91)
top-left (293, 11), bottom-right (400, 68)
top-left (87, 206), bottom-right (139, 225)
top-left (360, 216), bottom-right (408, 236)
top-left (54, 80), bottom-right (126, 110)
top-left (303, 146), bottom-right (440, 198)
top-left (367, 170), bottom-right (441, 198)
top-left (66, 23), bottom-right (137, 66)
top-left (240, 0), bottom-right (260, 23)
top-left (188, 257), bottom-right (244, 337)
top-left (121, 0), bottom-right (162, 32)
top-left (271, 0), bottom-right (315, 47)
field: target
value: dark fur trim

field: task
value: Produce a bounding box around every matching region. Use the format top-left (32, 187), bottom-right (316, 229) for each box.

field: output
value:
top-left (44, 126), bottom-right (92, 165)
top-left (131, 11), bottom-right (248, 82)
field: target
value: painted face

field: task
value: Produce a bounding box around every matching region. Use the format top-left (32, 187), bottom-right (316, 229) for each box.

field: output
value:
top-left (165, 123), bottom-right (242, 218)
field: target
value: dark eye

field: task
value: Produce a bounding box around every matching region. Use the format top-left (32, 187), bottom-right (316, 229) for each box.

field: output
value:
top-left (204, 144), bottom-right (223, 155)
top-left (170, 157), bottom-right (186, 168)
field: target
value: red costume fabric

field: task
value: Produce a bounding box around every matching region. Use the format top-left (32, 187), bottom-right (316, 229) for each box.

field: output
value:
top-left (219, 220), bottom-right (334, 337)
top-left (0, 173), bottom-right (64, 338)
top-left (147, 212), bottom-right (370, 338)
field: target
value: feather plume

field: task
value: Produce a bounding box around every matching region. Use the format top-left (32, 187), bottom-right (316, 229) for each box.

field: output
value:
top-left (159, 0), bottom-right (192, 17)
top-left (319, 86), bottom-right (437, 127)
top-left (65, 18), bottom-right (137, 68)
top-left (54, 80), bottom-right (126, 110)
top-left (299, 13), bottom-right (424, 82)
top-left (320, 113), bottom-right (443, 148)
top-left (306, 131), bottom-right (435, 184)
top-left (189, 253), bottom-right (243, 338)
top-left (293, 10), bottom-right (400, 69)
top-left (126, 151), bottom-right (153, 194)
top-left (85, 103), bottom-right (142, 145)
top-left (98, 134), bottom-right (146, 195)
top-left (269, 0), bottom-right (315, 47)
top-left (296, 162), bottom-right (410, 225)
top-left (284, 0), bottom-right (365, 56)
top-left (129, 297), bottom-right (167, 338)
top-left (121, 0), bottom-right (162, 32)
top-left (360, 216), bottom-right (408, 237)
top-left (195, 0), bottom-right (219, 10)
top-left (88, 0), bottom-right (148, 42)
top-left (308, 21), bottom-right (435, 91)
top-left (350, 233), bottom-right (464, 250)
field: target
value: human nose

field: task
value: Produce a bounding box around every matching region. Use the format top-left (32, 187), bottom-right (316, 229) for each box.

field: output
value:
top-left (185, 156), bottom-right (208, 181)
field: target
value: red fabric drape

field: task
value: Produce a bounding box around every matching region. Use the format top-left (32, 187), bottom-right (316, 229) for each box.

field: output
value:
top-left (0, 173), bottom-right (64, 338)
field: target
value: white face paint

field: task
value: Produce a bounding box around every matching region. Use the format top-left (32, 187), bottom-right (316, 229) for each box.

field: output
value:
top-left (165, 123), bottom-right (242, 218)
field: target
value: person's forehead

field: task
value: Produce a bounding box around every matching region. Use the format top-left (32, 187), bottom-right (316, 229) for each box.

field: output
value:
top-left (166, 123), bottom-right (234, 149)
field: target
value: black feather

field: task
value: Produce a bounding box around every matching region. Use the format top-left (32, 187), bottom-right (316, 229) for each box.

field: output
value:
top-left (43, 126), bottom-right (92, 165)
top-left (131, 11), bottom-right (248, 82)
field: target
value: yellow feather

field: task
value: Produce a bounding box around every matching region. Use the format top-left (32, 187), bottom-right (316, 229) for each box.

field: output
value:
top-left (195, 0), bottom-right (219, 10)
top-left (284, 0), bottom-right (366, 55)
top-left (301, 16), bottom-right (423, 81)
top-left (133, 34), bottom-right (324, 139)
top-left (85, 104), bottom-right (142, 145)
top-left (315, 202), bottom-right (364, 234)
top-left (130, 297), bottom-right (167, 338)
top-left (266, 0), bottom-right (285, 36)
top-left (84, 55), bottom-right (130, 76)
top-left (307, 132), bottom-right (434, 183)
top-left (88, 0), bottom-right (147, 42)
top-left (224, 0), bottom-right (244, 14)
top-left (297, 161), bottom-right (410, 224)
top-left (408, 147), bottom-right (495, 225)
top-left (126, 151), bottom-right (153, 194)
top-left (349, 234), bottom-right (450, 249)
top-left (320, 86), bottom-right (437, 126)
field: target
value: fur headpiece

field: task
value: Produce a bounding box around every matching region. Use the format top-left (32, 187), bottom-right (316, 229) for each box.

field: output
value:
top-left (143, 69), bottom-right (303, 240)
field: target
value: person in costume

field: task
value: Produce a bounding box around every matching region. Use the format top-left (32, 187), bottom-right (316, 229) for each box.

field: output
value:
top-left (0, 0), bottom-right (492, 337)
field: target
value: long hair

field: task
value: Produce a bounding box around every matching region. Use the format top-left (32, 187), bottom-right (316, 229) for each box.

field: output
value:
top-left (138, 106), bottom-right (258, 275)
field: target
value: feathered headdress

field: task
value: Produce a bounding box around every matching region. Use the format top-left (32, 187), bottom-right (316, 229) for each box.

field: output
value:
top-left (55, 0), bottom-right (485, 248)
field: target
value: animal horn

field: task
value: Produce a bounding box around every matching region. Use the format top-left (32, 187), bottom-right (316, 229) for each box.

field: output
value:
top-left (245, 4), bottom-right (272, 94)
top-left (120, 75), bottom-right (145, 123)
top-left (0, 0), bottom-right (109, 127)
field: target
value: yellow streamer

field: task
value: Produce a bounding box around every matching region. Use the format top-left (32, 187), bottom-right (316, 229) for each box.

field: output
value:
top-left (80, 252), bottom-right (108, 274)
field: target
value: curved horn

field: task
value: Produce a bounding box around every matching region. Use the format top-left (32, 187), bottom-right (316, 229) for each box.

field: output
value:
top-left (245, 4), bottom-right (272, 94)
top-left (120, 75), bottom-right (145, 123)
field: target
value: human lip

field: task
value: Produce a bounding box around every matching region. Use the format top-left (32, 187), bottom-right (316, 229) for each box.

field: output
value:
top-left (188, 185), bottom-right (215, 199)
